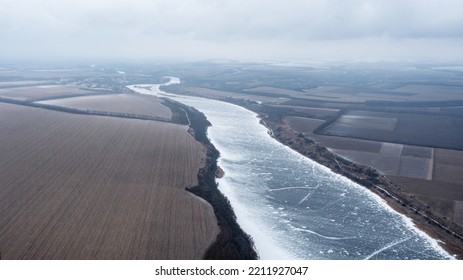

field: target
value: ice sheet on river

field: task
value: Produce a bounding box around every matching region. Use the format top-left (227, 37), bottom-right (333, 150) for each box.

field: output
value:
top-left (129, 79), bottom-right (451, 260)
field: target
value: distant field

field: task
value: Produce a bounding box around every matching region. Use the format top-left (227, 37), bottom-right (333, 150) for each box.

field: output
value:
top-left (441, 106), bottom-right (463, 116)
top-left (184, 86), bottom-right (288, 103)
top-left (390, 176), bottom-right (463, 201)
top-left (334, 114), bottom-right (398, 131)
top-left (285, 116), bottom-right (381, 152)
top-left (286, 116), bottom-right (433, 179)
top-left (276, 83), bottom-right (463, 104)
top-left (285, 116), bottom-right (324, 133)
top-left (0, 69), bottom-right (98, 79)
top-left (245, 86), bottom-right (301, 97)
top-left (273, 105), bottom-right (339, 119)
top-left (321, 110), bottom-right (463, 150)
top-left (39, 93), bottom-right (172, 119)
top-left (455, 201), bottom-right (463, 228)
top-left (298, 86), bottom-right (418, 103)
top-left (394, 84), bottom-right (463, 101)
top-left (433, 149), bottom-right (463, 184)
top-left (329, 145), bottom-right (431, 179)
top-left (0, 85), bottom-right (99, 101)
top-left (0, 103), bottom-right (218, 259)
top-left (316, 136), bottom-right (382, 153)
top-left (0, 80), bottom-right (53, 88)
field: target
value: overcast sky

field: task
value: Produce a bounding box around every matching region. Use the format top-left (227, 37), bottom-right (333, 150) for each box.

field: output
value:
top-left (1, 0), bottom-right (463, 62)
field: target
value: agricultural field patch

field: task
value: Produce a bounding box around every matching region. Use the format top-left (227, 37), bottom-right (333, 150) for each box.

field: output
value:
top-left (321, 110), bottom-right (463, 150)
top-left (330, 146), bottom-right (431, 179)
top-left (0, 85), bottom-right (100, 101)
top-left (330, 113), bottom-right (398, 132)
top-left (0, 69), bottom-right (98, 79)
top-left (380, 143), bottom-right (403, 156)
top-left (0, 80), bottom-right (53, 88)
top-left (38, 93), bottom-right (172, 120)
top-left (414, 195), bottom-right (455, 222)
top-left (285, 117), bottom-right (325, 134)
top-left (398, 156), bottom-right (431, 179)
top-left (310, 135), bottom-right (382, 153)
top-left (401, 146), bottom-right (432, 158)
top-left (0, 103), bottom-right (218, 259)
top-left (184, 86), bottom-right (287, 103)
top-left (244, 86), bottom-right (301, 97)
top-left (286, 113), bottom-right (436, 179)
top-left (455, 201), bottom-right (463, 227)
top-left (433, 149), bottom-right (463, 184)
top-left (274, 105), bottom-right (339, 119)
top-left (332, 149), bottom-right (401, 175)
top-left (390, 176), bottom-right (463, 201)
top-left (298, 86), bottom-right (420, 103)
top-left (394, 84), bottom-right (463, 101)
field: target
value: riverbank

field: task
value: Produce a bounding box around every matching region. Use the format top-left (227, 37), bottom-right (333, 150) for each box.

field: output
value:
top-left (174, 101), bottom-right (258, 260)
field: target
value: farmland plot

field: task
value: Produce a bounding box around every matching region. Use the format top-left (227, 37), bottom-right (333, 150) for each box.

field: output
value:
top-left (0, 85), bottom-right (99, 101)
top-left (286, 116), bottom-right (382, 153)
top-left (390, 176), bottom-right (463, 201)
top-left (184, 86), bottom-right (287, 103)
top-left (455, 201), bottom-right (463, 227)
top-left (39, 93), bottom-right (172, 120)
top-left (393, 84), bottom-right (463, 101)
top-left (0, 69), bottom-right (97, 79)
top-left (321, 110), bottom-right (463, 150)
top-left (0, 103), bottom-right (218, 259)
top-left (275, 106), bottom-right (339, 119)
top-left (285, 116), bottom-right (325, 134)
top-left (286, 116), bottom-right (432, 179)
top-left (433, 149), bottom-right (463, 184)
top-left (245, 86), bottom-right (303, 97)
top-left (0, 80), bottom-right (53, 88)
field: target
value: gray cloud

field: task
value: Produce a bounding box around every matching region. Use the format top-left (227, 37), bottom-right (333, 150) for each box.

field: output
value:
top-left (1, 0), bottom-right (463, 61)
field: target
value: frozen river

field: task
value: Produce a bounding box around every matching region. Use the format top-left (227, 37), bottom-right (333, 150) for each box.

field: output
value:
top-left (128, 78), bottom-right (451, 260)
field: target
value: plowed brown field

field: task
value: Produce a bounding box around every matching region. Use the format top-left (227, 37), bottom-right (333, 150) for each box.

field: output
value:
top-left (0, 103), bottom-right (218, 259)
top-left (39, 93), bottom-right (172, 119)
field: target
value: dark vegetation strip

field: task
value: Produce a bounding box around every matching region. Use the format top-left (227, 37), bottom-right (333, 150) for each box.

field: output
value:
top-left (175, 101), bottom-right (258, 260)
top-left (77, 88), bottom-right (117, 94)
top-left (0, 96), bottom-right (171, 123)
top-left (161, 98), bottom-right (190, 125)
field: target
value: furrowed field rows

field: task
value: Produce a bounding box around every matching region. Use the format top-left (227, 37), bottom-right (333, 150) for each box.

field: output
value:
top-left (0, 85), bottom-right (101, 101)
top-left (38, 93), bottom-right (173, 120)
top-left (0, 103), bottom-right (218, 259)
